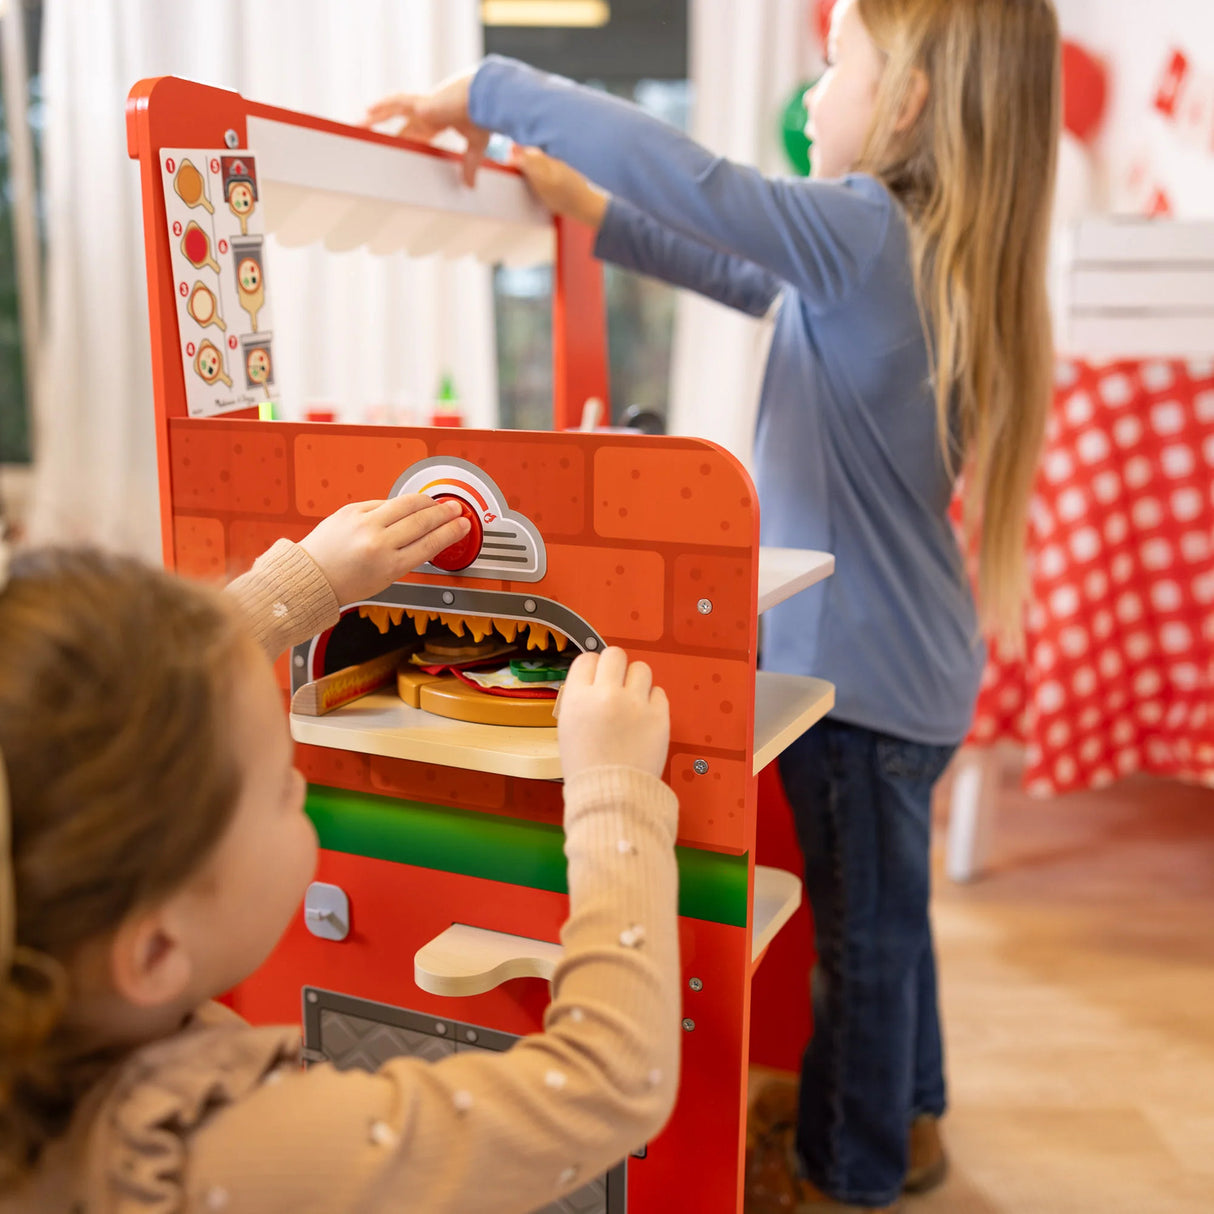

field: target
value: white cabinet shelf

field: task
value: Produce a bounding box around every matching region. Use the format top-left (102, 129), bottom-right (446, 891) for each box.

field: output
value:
top-left (752, 673), bottom-right (834, 775)
top-left (291, 672), bottom-right (833, 781)
top-left (757, 547), bottom-right (834, 615)
top-left (752, 866), bottom-right (803, 965)
top-left (412, 872), bottom-right (802, 993)
top-left (415, 924), bottom-right (562, 997)
top-left (292, 692), bottom-right (562, 779)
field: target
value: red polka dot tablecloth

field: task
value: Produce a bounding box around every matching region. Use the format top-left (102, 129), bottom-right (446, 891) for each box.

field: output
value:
top-left (967, 359), bottom-right (1214, 796)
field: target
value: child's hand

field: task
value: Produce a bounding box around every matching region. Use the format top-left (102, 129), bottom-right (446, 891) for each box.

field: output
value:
top-left (511, 146), bottom-right (609, 231)
top-left (556, 648), bottom-right (670, 780)
top-left (300, 496), bottom-right (470, 606)
top-left (365, 72), bottom-right (490, 187)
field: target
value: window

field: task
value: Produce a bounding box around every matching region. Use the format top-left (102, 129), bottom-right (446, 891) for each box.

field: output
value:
top-left (485, 0), bottom-right (688, 431)
top-left (0, 0), bottom-right (43, 467)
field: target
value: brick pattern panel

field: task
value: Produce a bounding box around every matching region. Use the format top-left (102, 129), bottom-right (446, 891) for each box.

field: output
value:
top-left (594, 446), bottom-right (754, 548)
top-left (505, 777), bottom-right (565, 824)
top-left (295, 433), bottom-right (428, 517)
top-left (369, 756), bottom-right (508, 811)
top-left (542, 545), bottom-right (665, 642)
top-left (672, 553), bottom-right (752, 651)
top-left (645, 652), bottom-right (751, 752)
top-left (669, 752), bottom-right (750, 851)
top-left (295, 744), bottom-right (372, 790)
top-left (173, 515), bottom-right (226, 580)
top-left (171, 426), bottom-right (289, 515)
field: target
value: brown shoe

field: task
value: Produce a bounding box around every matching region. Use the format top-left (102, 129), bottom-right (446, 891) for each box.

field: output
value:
top-left (749, 1079), bottom-right (947, 1198)
top-left (904, 1114), bottom-right (948, 1194)
top-left (751, 1075), bottom-right (800, 1133)
top-left (746, 1075), bottom-right (800, 1189)
top-left (793, 1176), bottom-right (901, 1212)
top-left (745, 1120), bottom-right (800, 1212)
top-left (744, 1125), bottom-right (901, 1213)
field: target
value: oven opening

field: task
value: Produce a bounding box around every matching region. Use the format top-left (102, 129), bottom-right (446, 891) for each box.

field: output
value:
top-left (295, 596), bottom-right (598, 728)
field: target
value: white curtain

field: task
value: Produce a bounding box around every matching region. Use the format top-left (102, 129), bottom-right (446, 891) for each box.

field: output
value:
top-left (30, 0), bottom-right (492, 561)
top-left (669, 0), bottom-right (815, 469)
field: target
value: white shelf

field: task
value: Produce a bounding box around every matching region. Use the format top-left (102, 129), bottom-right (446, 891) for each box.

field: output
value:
top-left (752, 672), bottom-right (835, 775)
top-left (292, 692), bottom-right (562, 779)
top-left (415, 924), bottom-right (562, 997)
top-left (757, 547), bottom-right (834, 615)
top-left (293, 674), bottom-right (832, 781)
top-left (752, 866), bottom-right (803, 964)
top-left (413, 875), bottom-right (801, 993)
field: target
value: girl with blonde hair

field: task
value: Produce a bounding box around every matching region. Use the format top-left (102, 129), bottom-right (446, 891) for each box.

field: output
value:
top-left (370, 0), bottom-right (1061, 1207)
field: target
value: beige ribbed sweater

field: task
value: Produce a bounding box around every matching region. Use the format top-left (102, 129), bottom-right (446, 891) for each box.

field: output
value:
top-left (8, 541), bottom-right (681, 1213)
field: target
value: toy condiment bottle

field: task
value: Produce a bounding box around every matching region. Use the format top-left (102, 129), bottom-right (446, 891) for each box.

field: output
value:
top-left (430, 372), bottom-right (464, 428)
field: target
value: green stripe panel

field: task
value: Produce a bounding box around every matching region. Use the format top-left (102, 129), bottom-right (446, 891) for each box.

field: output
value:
top-left (306, 784), bottom-right (749, 928)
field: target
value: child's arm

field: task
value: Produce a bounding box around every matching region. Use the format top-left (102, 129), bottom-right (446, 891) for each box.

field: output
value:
top-left (183, 650), bottom-right (680, 1212)
top-left (369, 59), bottom-right (891, 312)
top-left (514, 145), bottom-right (781, 317)
top-left (226, 495), bottom-right (469, 659)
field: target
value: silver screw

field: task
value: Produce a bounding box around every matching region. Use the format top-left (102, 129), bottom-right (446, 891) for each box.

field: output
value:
top-left (682, 1018), bottom-right (696, 1032)
top-left (306, 990), bottom-right (318, 1004)
top-left (224, 128), bottom-right (240, 149)
top-left (694, 759), bottom-right (709, 775)
top-left (441, 590), bottom-right (455, 605)
top-left (293, 654), bottom-right (305, 667)
top-left (465, 1030), bottom-right (478, 1043)
top-left (689, 977), bottom-right (703, 992)
top-left (697, 598), bottom-right (713, 615)
top-left (524, 598), bottom-right (537, 613)
top-left (584, 637), bottom-right (599, 650)
top-left (435, 1022), bottom-right (447, 1035)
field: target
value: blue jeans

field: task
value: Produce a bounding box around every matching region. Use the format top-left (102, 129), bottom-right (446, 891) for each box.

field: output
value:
top-left (777, 718), bottom-right (956, 1207)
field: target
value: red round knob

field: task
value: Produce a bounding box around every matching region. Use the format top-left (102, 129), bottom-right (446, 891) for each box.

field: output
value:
top-left (430, 494), bottom-right (483, 571)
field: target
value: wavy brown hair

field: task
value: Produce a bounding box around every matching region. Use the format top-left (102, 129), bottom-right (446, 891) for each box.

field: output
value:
top-left (855, 0), bottom-right (1061, 646)
top-left (0, 547), bottom-right (249, 1190)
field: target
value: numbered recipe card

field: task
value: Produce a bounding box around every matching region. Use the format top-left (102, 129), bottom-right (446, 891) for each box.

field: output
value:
top-left (161, 150), bottom-right (278, 418)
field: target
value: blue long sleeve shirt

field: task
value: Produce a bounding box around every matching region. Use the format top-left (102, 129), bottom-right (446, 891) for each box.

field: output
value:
top-left (471, 57), bottom-right (984, 745)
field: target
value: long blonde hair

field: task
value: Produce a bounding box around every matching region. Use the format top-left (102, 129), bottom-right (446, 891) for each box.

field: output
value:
top-left (0, 548), bottom-right (249, 1189)
top-left (855, 0), bottom-right (1061, 647)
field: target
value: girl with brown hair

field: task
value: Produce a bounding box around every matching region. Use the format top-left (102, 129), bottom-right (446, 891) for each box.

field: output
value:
top-left (0, 494), bottom-right (682, 1211)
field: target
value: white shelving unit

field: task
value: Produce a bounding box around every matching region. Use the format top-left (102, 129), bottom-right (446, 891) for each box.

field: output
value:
top-left (751, 866), bottom-right (803, 964)
top-left (749, 548), bottom-right (826, 972)
top-left (292, 692), bottom-right (559, 779)
top-left (751, 674), bottom-right (834, 776)
top-left (1054, 217), bottom-right (1214, 360)
top-left (757, 548), bottom-right (834, 615)
top-left (291, 671), bottom-right (834, 781)
top-left (411, 867), bottom-right (803, 997)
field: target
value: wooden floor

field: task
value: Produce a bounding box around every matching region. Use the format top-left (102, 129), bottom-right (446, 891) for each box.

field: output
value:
top-left (922, 769), bottom-right (1214, 1213)
top-left (750, 769), bottom-right (1214, 1213)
